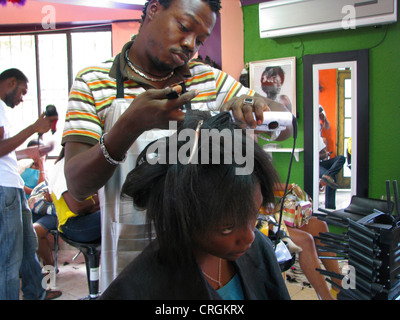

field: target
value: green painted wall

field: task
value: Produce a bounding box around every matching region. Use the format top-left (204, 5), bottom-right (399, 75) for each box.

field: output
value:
top-left (243, 4), bottom-right (400, 200)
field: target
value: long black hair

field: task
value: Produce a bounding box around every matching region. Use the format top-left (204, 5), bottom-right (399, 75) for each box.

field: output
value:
top-left (121, 111), bottom-right (280, 265)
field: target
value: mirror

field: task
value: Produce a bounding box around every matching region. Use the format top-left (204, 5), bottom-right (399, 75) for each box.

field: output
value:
top-left (303, 50), bottom-right (369, 212)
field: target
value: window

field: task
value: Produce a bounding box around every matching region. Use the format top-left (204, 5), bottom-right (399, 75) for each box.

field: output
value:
top-left (338, 70), bottom-right (352, 181)
top-left (0, 28), bottom-right (112, 158)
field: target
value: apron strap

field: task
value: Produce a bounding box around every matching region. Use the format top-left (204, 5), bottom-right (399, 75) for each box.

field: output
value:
top-left (181, 81), bottom-right (192, 110)
top-left (116, 53), bottom-right (124, 99)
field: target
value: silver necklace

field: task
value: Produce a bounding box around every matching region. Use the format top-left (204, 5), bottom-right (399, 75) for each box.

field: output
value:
top-left (202, 258), bottom-right (222, 289)
top-left (124, 50), bottom-right (174, 82)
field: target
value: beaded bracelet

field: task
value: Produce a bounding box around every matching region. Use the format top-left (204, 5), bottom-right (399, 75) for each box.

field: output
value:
top-left (99, 133), bottom-right (127, 165)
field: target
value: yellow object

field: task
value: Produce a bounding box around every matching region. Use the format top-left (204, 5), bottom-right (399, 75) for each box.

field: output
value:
top-left (330, 288), bottom-right (338, 299)
top-left (257, 220), bottom-right (269, 237)
top-left (347, 137), bottom-right (352, 155)
top-left (50, 192), bottom-right (78, 231)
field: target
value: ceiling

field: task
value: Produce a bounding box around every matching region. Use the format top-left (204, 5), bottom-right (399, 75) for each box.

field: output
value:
top-left (31, 0), bottom-right (146, 10)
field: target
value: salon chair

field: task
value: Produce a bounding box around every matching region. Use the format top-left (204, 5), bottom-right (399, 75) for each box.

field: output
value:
top-left (58, 233), bottom-right (101, 299)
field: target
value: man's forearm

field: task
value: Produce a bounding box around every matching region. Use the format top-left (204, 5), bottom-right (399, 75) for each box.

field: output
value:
top-left (0, 125), bottom-right (36, 158)
top-left (64, 142), bottom-right (117, 201)
top-left (64, 127), bottom-right (144, 201)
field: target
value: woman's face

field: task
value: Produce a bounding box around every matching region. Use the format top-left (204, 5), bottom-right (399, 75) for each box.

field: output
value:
top-left (194, 182), bottom-right (263, 262)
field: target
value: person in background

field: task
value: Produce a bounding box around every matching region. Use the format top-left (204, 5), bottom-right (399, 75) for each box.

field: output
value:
top-left (261, 66), bottom-right (292, 113)
top-left (20, 139), bottom-right (58, 267)
top-left (0, 68), bottom-right (60, 300)
top-left (48, 149), bottom-right (101, 244)
top-left (20, 139), bottom-right (46, 199)
top-left (100, 111), bottom-right (290, 300)
top-left (319, 105), bottom-right (345, 209)
top-left (62, 0), bottom-right (293, 290)
top-left (288, 217), bottom-right (342, 300)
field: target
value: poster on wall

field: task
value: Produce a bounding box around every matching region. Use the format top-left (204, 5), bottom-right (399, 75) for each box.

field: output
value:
top-left (249, 57), bottom-right (296, 116)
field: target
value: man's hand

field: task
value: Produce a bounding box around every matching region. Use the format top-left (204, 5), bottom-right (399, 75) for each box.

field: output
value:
top-left (64, 85), bottom-right (198, 201)
top-left (32, 113), bottom-right (59, 135)
top-left (219, 93), bottom-right (293, 141)
top-left (319, 148), bottom-right (332, 161)
top-left (220, 95), bottom-right (270, 129)
top-left (116, 85), bottom-right (198, 133)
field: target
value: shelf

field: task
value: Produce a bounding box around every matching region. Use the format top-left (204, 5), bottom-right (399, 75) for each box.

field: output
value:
top-left (262, 147), bottom-right (304, 162)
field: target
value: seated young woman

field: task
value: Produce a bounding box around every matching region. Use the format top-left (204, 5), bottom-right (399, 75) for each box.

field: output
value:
top-left (100, 111), bottom-right (290, 300)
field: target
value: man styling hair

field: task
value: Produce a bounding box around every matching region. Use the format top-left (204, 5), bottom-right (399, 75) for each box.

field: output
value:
top-left (62, 0), bottom-right (293, 291)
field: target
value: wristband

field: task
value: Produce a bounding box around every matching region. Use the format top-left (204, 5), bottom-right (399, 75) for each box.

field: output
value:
top-left (100, 133), bottom-right (127, 165)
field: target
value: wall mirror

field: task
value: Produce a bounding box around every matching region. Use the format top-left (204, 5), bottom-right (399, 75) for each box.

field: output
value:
top-left (303, 50), bottom-right (369, 212)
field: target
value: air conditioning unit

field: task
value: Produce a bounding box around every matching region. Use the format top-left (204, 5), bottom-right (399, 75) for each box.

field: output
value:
top-left (259, 0), bottom-right (398, 38)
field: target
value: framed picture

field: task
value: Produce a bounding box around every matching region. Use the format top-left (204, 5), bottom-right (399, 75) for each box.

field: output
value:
top-left (249, 57), bottom-right (296, 116)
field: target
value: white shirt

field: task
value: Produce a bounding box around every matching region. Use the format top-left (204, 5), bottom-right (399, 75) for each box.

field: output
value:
top-left (0, 99), bottom-right (24, 188)
top-left (319, 135), bottom-right (326, 152)
top-left (47, 158), bottom-right (67, 200)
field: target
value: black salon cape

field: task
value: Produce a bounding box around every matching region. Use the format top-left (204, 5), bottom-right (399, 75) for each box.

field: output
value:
top-left (99, 229), bottom-right (290, 300)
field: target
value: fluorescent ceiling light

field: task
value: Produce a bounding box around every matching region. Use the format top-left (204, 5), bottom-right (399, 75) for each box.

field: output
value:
top-left (31, 0), bottom-right (147, 9)
top-left (82, 0), bottom-right (147, 8)
top-left (115, 0), bottom-right (147, 4)
top-left (93, 0), bottom-right (147, 7)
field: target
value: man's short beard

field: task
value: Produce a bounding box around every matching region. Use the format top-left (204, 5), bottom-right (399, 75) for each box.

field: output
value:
top-left (151, 56), bottom-right (175, 74)
top-left (4, 87), bottom-right (17, 108)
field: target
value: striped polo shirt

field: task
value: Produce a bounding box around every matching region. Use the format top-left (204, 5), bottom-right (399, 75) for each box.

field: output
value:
top-left (62, 42), bottom-right (254, 147)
